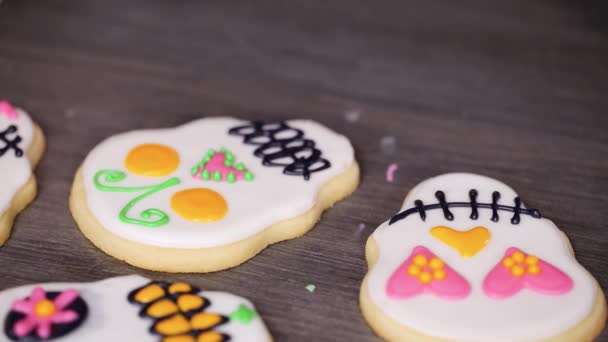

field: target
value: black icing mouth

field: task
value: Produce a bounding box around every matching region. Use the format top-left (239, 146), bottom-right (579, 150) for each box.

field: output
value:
top-left (228, 121), bottom-right (331, 181)
top-left (389, 190), bottom-right (542, 225)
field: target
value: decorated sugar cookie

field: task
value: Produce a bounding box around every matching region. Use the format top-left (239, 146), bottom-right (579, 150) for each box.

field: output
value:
top-left (360, 173), bottom-right (606, 341)
top-left (0, 275), bottom-right (272, 341)
top-left (70, 118), bottom-right (359, 272)
top-left (0, 100), bottom-right (45, 246)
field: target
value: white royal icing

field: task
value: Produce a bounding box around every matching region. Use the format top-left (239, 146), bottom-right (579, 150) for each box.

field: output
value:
top-left (365, 173), bottom-right (598, 341)
top-left (0, 108), bottom-right (34, 214)
top-left (81, 117), bottom-right (354, 248)
top-left (0, 275), bottom-right (272, 341)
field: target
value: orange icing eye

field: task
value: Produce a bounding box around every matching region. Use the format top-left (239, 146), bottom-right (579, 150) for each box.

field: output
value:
top-left (171, 188), bottom-right (228, 222)
top-left (125, 144), bottom-right (180, 177)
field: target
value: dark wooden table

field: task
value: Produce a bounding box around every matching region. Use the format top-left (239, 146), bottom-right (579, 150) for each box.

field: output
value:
top-left (1, 1), bottom-right (607, 341)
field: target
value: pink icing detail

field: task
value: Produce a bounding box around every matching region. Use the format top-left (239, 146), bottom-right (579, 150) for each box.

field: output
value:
top-left (192, 151), bottom-right (247, 181)
top-left (482, 247), bottom-right (573, 299)
top-left (0, 101), bottom-right (18, 120)
top-left (11, 288), bottom-right (80, 338)
top-left (386, 246), bottom-right (471, 300)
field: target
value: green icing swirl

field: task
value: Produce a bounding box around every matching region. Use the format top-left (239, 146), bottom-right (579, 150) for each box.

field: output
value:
top-left (93, 169), bottom-right (180, 227)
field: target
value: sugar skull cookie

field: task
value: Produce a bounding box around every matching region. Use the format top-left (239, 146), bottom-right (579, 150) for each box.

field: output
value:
top-left (0, 275), bottom-right (272, 341)
top-left (70, 118), bottom-right (359, 272)
top-left (0, 100), bottom-right (45, 246)
top-left (360, 173), bottom-right (606, 341)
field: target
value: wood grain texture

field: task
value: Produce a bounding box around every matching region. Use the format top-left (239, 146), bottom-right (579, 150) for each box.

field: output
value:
top-left (0, 0), bottom-right (607, 341)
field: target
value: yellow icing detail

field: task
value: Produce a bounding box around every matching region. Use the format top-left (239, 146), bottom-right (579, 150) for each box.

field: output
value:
top-left (525, 255), bottom-right (539, 265)
top-left (125, 144), bottom-right (180, 177)
top-left (433, 269), bottom-right (447, 280)
top-left (155, 314), bottom-right (191, 335)
top-left (528, 264), bottom-right (541, 275)
top-left (503, 257), bottom-right (515, 268)
top-left (512, 251), bottom-right (525, 263)
top-left (429, 257), bottom-right (444, 270)
top-left (169, 282), bottom-right (193, 295)
top-left (146, 299), bottom-right (179, 318)
top-left (430, 226), bottom-right (491, 257)
top-left (197, 331), bottom-right (225, 342)
top-left (407, 265), bottom-right (421, 276)
top-left (418, 272), bottom-right (433, 284)
top-left (413, 254), bottom-right (428, 267)
top-left (134, 284), bottom-right (166, 304)
top-left (34, 299), bottom-right (57, 318)
top-left (177, 294), bottom-right (205, 312)
top-left (163, 336), bottom-right (196, 342)
top-left (190, 313), bottom-right (224, 330)
top-left (511, 265), bottom-right (525, 277)
top-left (171, 188), bottom-right (228, 222)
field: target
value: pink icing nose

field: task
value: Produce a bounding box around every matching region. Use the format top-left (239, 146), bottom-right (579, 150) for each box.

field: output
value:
top-left (482, 247), bottom-right (573, 299)
top-left (0, 101), bottom-right (18, 120)
top-left (386, 246), bottom-right (471, 300)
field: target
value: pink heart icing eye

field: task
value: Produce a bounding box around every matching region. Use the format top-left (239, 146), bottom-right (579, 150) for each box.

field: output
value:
top-left (386, 246), bottom-right (471, 300)
top-left (482, 247), bottom-right (573, 299)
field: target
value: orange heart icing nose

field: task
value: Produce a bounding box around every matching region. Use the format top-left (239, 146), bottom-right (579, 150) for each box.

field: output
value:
top-left (430, 226), bottom-right (491, 257)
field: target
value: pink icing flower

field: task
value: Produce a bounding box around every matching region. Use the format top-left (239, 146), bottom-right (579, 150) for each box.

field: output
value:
top-left (0, 100), bottom-right (18, 120)
top-left (11, 287), bottom-right (80, 339)
top-left (386, 246), bottom-right (471, 300)
top-left (483, 247), bottom-right (573, 299)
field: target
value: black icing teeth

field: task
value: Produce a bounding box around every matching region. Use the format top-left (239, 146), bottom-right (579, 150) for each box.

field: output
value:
top-left (228, 121), bottom-right (331, 180)
top-left (0, 125), bottom-right (24, 158)
top-left (388, 190), bottom-right (542, 225)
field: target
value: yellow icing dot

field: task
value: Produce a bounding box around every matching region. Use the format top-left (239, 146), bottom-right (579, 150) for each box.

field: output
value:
top-left (511, 265), bottom-right (525, 277)
top-left (512, 251), bottom-right (525, 263)
top-left (177, 294), bottom-right (205, 312)
top-left (413, 254), bottom-right (428, 267)
top-left (528, 264), bottom-right (541, 275)
top-left (503, 257), bottom-right (515, 268)
top-left (155, 314), bottom-right (191, 335)
top-left (171, 188), bottom-right (228, 222)
top-left (407, 265), bottom-right (421, 276)
top-left (34, 299), bottom-right (57, 318)
top-left (134, 284), bottom-right (166, 303)
top-left (146, 299), bottom-right (179, 318)
top-left (418, 272), bottom-right (433, 284)
top-left (169, 282), bottom-right (193, 295)
top-left (197, 331), bottom-right (225, 342)
top-left (429, 257), bottom-right (444, 270)
top-left (190, 313), bottom-right (224, 330)
top-left (163, 336), bottom-right (196, 342)
top-left (125, 144), bottom-right (180, 177)
top-left (525, 255), bottom-right (539, 265)
top-left (433, 269), bottom-right (447, 280)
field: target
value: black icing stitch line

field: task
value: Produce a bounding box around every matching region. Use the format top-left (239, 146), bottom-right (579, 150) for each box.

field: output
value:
top-left (228, 121), bottom-right (331, 180)
top-left (0, 125), bottom-right (24, 158)
top-left (388, 190), bottom-right (541, 225)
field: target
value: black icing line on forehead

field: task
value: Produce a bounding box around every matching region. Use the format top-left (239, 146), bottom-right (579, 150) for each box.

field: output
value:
top-left (228, 121), bottom-right (331, 180)
top-left (0, 125), bottom-right (24, 158)
top-left (389, 190), bottom-right (541, 225)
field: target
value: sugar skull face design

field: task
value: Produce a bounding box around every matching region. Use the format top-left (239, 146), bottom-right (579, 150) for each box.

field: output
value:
top-left (0, 101), bottom-right (40, 246)
top-left (79, 117), bottom-right (355, 249)
top-left (362, 173), bottom-right (604, 341)
top-left (0, 275), bottom-right (271, 341)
